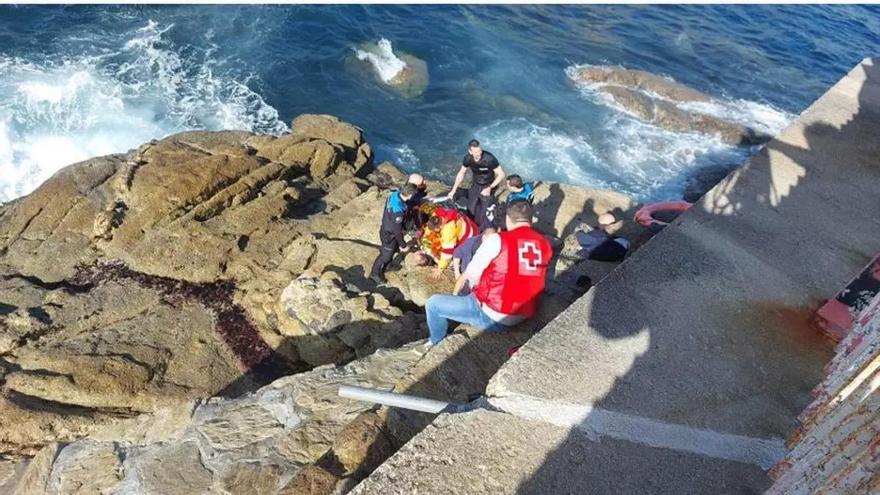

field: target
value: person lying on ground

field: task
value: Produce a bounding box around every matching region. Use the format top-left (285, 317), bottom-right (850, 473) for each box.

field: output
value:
top-left (575, 212), bottom-right (631, 262)
top-left (430, 208), bottom-right (478, 277)
top-left (424, 201), bottom-right (552, 345)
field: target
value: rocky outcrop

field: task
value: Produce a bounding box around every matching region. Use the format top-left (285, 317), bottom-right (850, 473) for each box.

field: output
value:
top-left (0, 114), bottom-right (650, 493)
top-left (567, 65), bottom-right (771, 145)
top-left (347, 40), bottom-right (429, 98)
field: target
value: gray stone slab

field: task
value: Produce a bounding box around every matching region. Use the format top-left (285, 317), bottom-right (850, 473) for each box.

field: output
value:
top-left (352, 410), bottom-right (771, 494)
top-left (488, 58), bottom-right (880, 440)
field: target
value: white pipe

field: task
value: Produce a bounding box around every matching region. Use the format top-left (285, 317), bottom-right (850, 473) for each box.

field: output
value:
top-left (338, 385), bottom-right (452, 414)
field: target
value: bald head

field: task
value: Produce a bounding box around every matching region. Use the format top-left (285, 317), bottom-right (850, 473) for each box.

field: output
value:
top-left (408, 173), bottom-right (425, 187)
top-left (598, 213), bottom-right (617, 227)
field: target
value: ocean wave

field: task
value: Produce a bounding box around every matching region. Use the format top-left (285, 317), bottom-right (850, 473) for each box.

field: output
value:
top-left (354, 38), bottom-right (407, 84)
top-left (564, 63), bottom-right (793, 137)
top-left (560, 63), bottom-right (793, 200)
top-left (473, 118), bottom-right (608, 188)
top-left (0, 19), bottom-right (286, 203)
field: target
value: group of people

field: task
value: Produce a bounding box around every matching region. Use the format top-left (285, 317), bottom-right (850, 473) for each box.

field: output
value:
top-left (368, 139), bottom-right (552, 346)
top-left (368, 138), bottom-right (630, 346)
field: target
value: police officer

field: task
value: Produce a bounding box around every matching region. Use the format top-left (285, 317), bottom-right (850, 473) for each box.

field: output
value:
top-left (369, 182), bottom-right (419, 284)
top-left (447, 139), bottom-right (506, 226)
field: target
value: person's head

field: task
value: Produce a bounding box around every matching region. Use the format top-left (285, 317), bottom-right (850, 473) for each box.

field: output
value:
top-left (399, 182), bottom-right (418, 200)
top-left (482, 227), bottom-right (497, 238)
top-left (408, 173), bottom-right (425, 188)
top-left (468, 139), bottom-right (482, 161)
top-left (427, 215), bottom-right (443, 229)
top-left (597, 212), bottom-right (617, 228)
top-left (505, 200), bottom-right (534, 230)
top-left (506, 174), bottom-right (524, 192)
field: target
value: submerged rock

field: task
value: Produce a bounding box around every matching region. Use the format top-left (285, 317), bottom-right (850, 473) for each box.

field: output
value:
top-left (348, 39), bottom-right (429, 98)
top-left (567, 65), bottom-right (771, 145)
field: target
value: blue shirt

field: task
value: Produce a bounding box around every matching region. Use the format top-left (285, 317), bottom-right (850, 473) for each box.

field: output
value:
top-left (507, 183), bottom-right (535, 204)
top-left (452, 235), bottom-right (483, 272)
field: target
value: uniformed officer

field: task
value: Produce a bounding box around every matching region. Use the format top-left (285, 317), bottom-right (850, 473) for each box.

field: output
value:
top-left (369, 182), bottom-right (419, 284)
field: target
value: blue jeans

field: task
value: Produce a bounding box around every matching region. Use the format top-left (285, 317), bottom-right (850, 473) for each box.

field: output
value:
top-left (425, 293), bottom-right (506, 345)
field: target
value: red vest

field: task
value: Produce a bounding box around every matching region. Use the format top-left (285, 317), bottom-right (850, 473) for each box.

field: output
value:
top-left (473, 226), bottom-right (553, 318)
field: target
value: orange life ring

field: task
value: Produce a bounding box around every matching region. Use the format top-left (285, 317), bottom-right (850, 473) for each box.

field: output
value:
top-left (634, 200), bottom-right (693, 228)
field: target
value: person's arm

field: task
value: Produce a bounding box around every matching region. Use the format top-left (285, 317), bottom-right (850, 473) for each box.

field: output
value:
top-left (390, 211), bottom-right (406, 247)
top-left (452, 273), bottom-right (468, 295)
top-left (490, 165), bottom-right (506, 190)
top-left (453, 256), bottom-right (462, 278)
top-left (448, 165), bottom-right (468, 199)
top-left (463, 233), bottom-right (501, 286)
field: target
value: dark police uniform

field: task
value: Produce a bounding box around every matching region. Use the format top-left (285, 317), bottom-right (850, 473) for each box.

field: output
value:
top-left (403, 183), bottom-right (428, 231)
top-left (369, 190), bottom-right (409, 281)
top-left (462, 150), bottom-right (500, 226)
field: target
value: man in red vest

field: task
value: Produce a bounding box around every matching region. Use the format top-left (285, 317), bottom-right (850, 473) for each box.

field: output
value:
top-left (424, 201), bottom-right (553, 345)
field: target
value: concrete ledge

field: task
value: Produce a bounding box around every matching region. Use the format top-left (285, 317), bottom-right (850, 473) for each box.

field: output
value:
top-left (351, 410), bottom-right (771, 494)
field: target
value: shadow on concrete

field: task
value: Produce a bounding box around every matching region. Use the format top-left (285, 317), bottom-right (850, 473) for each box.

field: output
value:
top-left (513, 58), bottom-right (880, 493)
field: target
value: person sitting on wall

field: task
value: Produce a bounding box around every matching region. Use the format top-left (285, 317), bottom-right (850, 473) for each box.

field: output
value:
top-left (575, 212), bottom-right (631, 262)
top-left (424, 201), bottom-right (552, 345)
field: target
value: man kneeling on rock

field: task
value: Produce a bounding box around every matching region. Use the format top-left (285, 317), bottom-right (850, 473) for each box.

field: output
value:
top-left (425, 201), bottom-right (552, 345)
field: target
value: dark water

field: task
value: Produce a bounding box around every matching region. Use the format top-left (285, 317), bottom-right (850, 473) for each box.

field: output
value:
top-left (1, 4), bottom-right (877, 202)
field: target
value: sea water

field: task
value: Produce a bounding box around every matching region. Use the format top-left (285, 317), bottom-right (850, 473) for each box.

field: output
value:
top-left (0, 4), bottom-right (877, 203)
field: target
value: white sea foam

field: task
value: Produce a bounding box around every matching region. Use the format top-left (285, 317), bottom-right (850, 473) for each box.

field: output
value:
top-left (558, 63), bottom-right (794, 200)
top-left (355, 38), bottom-right (407, 84)
top-left (474, 118), bottom-right (611, 188)
top-left (0, 20), bottom-right (287, 203)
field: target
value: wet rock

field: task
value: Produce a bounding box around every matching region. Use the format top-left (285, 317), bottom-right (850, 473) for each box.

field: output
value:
top-left (569, 65), bottom-right (711, 103)
top-left (682, 164), bottom-right (738, 202)
top-left (568, 65), bottom-right (771, 145)
top-left (348, 41), bottom-right (430, 99)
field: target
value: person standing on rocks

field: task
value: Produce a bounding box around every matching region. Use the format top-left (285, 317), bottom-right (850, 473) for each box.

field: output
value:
top-left (447, 139), bottom-right (506, 228)
top-left (370, 182), bottom-right (419, 284)
top-left (424, 201), bottom-right (552, 345)
top-left (403, 173), bottom-right (428, 231)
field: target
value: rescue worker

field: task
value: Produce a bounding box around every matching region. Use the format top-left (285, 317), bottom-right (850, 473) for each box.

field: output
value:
top-left (369, 182), bottom-right (419, 285)
top-left (424, 201), bottom-right (552, 345)
top-left (486, 174), bottom-right (535, 230)
top-left (403, 173), bottom-right (428, 231)
top-left (505, 174), bottom-right (535, 204)
top-left (447, 139), bottom-right (506, 225)
top-left (428, 207), bottom-right (478, 276)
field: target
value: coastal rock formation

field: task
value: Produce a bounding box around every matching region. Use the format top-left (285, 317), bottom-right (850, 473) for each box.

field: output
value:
top-left (0, 114), bottom-right (649, 493)
top-left (348, 39), bottom-right (429, 98)
top-left (567, 65), bottom-right (771, 145)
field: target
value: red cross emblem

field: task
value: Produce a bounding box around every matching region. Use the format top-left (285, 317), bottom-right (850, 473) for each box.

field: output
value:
top-left (518, 241), bottom-right (542, 271)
